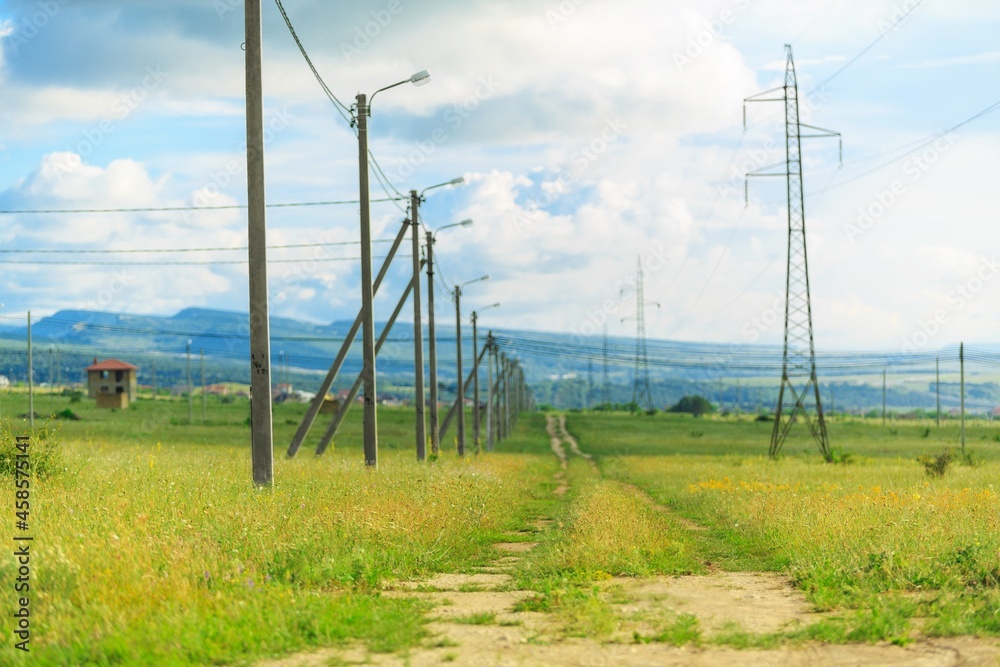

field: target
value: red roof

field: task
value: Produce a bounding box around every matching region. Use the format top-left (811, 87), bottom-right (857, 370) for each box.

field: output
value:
top-left (86, 358), bottom-right (138, 372)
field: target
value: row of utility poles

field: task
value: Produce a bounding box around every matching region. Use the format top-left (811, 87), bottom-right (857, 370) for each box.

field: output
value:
top-left (244, 1), bottom-right (534, 483)
top-left (283, 180), bottom-right (532, 464)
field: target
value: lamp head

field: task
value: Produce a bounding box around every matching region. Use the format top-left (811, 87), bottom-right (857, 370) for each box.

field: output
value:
top-left (449, 176), bottom-right (465, 186)
top-left (409, 70), bottom-right (431, 86)
top-left (459, 219), bottom-right (473, 227)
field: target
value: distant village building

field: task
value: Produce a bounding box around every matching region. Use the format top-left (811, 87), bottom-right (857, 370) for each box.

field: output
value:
top-left (272, 383), bottom-right (293, 401)
top-left (86, 358), bottom-right (138, 409)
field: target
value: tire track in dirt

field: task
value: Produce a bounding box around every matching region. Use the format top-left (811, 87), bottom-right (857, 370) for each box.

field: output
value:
top-left (253, 417), bottom-right (1000, 667)
top-left (546, 412), bottom-right (570, 495)
top-left (557, 413), bottom-right (599, 473)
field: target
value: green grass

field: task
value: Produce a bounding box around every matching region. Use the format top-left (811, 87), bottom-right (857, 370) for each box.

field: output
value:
top-left (561, 410), bottom-right (1000, 643)
top-left (0, 395), bottom-right (556, 665)
top-left (451, 612), bottom-right (496, 625)
top-left (4, 396), bottom-right (1000, 662)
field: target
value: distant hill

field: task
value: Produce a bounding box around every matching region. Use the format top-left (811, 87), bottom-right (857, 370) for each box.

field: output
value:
top-left (0, 307), bottom-right (994, 412)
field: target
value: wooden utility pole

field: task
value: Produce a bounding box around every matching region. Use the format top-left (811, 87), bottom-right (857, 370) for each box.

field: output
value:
top-left (27, 311), bottom-right (33, 430)
top-left (245, 0), bottom-right (273, 485)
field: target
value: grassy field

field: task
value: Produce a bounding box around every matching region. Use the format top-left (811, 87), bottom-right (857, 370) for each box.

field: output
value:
top-left (0, 395), bottom-right (557, 665)
top-left (1, 396), bottom-right (999, 663)
top-left (558, 411), bottom-right (1000, 643)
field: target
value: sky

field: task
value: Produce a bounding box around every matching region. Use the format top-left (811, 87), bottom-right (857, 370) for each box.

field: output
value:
top-left (0, 0), bottom-right (998, 353)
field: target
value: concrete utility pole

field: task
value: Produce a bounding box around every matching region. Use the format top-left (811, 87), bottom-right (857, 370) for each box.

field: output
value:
top-left (454, 285), bottom-right (465, 456)
top-left (27, 311), bottom-right (33, 430)
top-left (426, 230), bottom-right (440, 457)
top-left (187, 340), bottom-right (193, 425)
top-left (469, 303), bottom-right (499, 451)
top-left (48, 345), bottom-right (54, 394)
top-left (151, 361), bottom-right (156, 401)
top-left (201, 349), bottom-right (207, 422)
top-left (439, 344), bottom-right (488, 443)
top-left (504, 355), bottom-right (511, 437)
top-left (471, 311), bottom-right (479, 453)
top-left (882, 369), bottom-right (886, 426)
top-left (355, 92), bottom-right (379, 468)
top-left (486, 333), bottom-right (494, 451)
top-left (960, 343), bottom-right (965, 455)
top-left (245, 0), bottom-right (273, 486)
top-left (410, 191), bottom-right (426, 461)
top-left (423, 218), bottom-right (472, 457)
top-left (315, 269), bottom-right (422, 455)
top-left (287, 221), bottom-right (410, 459)
top-left (935, 357), bottom-right (941, 427)
top-left (452, 276), bottom-right (489, 455)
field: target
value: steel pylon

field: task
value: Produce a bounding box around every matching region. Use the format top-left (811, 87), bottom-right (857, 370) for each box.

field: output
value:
top-left (624, 258), bottom-right (657, 413)
top-left (744, 45), bottom-right (841, 461)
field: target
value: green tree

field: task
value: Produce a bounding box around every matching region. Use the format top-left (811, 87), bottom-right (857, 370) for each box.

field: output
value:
top-left (668, 395), bottom-right (714, 417)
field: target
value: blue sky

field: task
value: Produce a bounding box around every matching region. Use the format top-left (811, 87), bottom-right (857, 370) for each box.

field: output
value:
top-left (0, 0), bottom-right (998, 351)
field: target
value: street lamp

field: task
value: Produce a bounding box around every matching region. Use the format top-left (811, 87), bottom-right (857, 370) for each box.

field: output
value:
top-left (470, 302), bottom-right (500, 453)
top-left (425, 218), bottom-right (473, 457)
top-left (355, 69), bottom-right (432, 468)
top-left (454, 275), bottom-right (490, 456)
top-left (410, 177), bottom-right (466, 462)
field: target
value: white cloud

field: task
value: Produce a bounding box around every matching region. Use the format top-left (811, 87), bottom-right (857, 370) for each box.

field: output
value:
top-left (0, 0), bottom-right (997, 355)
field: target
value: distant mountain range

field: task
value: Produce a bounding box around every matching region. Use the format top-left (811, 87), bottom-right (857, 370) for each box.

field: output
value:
top-left (0, 307), bottom-right (997, 412)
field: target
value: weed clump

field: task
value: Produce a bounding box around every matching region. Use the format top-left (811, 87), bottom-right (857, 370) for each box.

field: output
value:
top-left (828, 448), bottom-right (853, 465)
top-left (0, 421), bottom-right (64, 478)
top-left (917, 449), bottom-right (955, 477)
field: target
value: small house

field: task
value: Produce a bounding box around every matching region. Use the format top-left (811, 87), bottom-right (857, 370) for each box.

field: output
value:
top-left (86, 358), bottom-right (138, 409)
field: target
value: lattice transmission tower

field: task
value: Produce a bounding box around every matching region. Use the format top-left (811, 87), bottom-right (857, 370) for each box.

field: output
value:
top-left (744, 45), bottom-right (841, 461)
top-left (622, 258), bottom-right (659, 413)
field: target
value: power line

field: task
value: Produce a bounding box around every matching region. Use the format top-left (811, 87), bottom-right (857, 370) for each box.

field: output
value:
top-left (272, 0), bottom-right (408, 212)
top-left (807, 0), bottom-right (926, 95)
top-left (272, 0), bottom-right (353, 124)
top-left (0, 254), bottom-right (411, 266)
top-left (0, 197), bottom-right (402, 216)
top-left (0, 239), bottom-right (396, 254)
top-left (751, 98), bottom-right (1000, 207)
